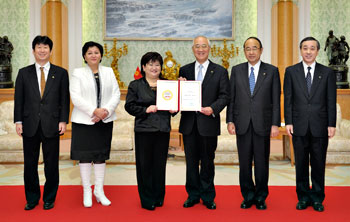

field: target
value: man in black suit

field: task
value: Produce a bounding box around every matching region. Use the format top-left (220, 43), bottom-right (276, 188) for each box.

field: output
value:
top-left (284, 37), bottom-right (336, 212)
top-left (14, 36), bottom-right (70, 210)
top-left (226, 37), bottom-right (281, 210)
top-left (179, 36), bottom-right (230, 210)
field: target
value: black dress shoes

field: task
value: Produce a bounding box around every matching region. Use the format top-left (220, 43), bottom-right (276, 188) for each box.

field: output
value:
top-left (203, 201), bottom-right (216, 210)
top-left (43, 202), bottom-right (54, 210)
top-left (255, 200), bottom-right (267, 210)
top-left (312, 202), bottom-right (324, 212)
top-left (240, 200), bottom-right (254, 209)
top-left (142, 204), bottom-right (156, 211)
top-left (296, 201), bottom-right (310, 210)
top-left (183, 198), bottom-right (200, 208)
top-left (154, 201), bottom-right (163, 207)
top-left (24, 202), bottom-right (38, 210)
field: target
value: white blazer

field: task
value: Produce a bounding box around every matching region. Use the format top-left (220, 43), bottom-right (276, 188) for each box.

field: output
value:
top-left (70, 65), bottom-right (120, 125)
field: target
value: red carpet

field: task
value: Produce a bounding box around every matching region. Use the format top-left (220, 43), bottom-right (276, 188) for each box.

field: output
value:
top-left (1, 185), bottom-right (349, 222)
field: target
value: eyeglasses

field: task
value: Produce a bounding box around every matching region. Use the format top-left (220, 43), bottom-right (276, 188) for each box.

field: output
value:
top-left (194, 44), bottom-right (209, 49)
top-left (244, 47), bottom-right (260, 52)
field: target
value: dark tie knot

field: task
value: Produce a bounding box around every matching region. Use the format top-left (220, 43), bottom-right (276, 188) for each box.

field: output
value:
top-left (307, 66), bottom-right (311, 71)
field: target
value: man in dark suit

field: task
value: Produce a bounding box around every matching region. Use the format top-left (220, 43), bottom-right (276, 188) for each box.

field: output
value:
top-left (284, 36), bottom-right (336, 212)
top-left (14, 36), bottom-right (70, 210)
top-left (226, 37), bottom-right (281, 210)
top-left (179, 36), bottom-right (230, 210)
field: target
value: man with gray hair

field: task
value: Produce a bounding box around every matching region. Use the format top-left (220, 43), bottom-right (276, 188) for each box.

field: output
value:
top-left (178, 36), bottom-right (230, 209)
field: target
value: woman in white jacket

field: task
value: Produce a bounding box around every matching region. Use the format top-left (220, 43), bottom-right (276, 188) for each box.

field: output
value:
top-left (70, 41), bottom-right (120, 207)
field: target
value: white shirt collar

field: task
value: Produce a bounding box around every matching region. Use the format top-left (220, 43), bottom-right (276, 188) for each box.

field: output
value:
top-left (302, 61), bottom-right (316, 78)
top-left (248, 60), bottom-right (261, 82)
top-left (35, 62), bottom-right (50, 71)
top-left (195, 60), bottom-right (209, 70)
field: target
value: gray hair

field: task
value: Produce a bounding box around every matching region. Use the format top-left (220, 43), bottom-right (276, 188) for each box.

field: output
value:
top-left (192, 36), bottom-right (211, 47)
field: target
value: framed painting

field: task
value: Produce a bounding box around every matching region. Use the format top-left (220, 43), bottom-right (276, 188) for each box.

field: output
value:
top-left (104, 0), bottom-right (235, 40)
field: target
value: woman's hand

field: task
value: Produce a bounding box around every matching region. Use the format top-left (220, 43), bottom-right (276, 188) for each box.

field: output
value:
top-left (146, 105), bottom-right (157, 113)
top-left (93, 108), bottom-right (108, 120)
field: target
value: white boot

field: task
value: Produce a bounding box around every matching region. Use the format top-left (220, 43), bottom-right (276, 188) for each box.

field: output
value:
top-left (79, 163), bottom-right (92, 208)
top-left (93, 163), bottom-right (111, 206)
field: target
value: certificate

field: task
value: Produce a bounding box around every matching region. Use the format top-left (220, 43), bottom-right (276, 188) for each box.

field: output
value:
top-left (179, 81), bottom-right (201, 111)
top-left (156, 80), bottom-right (202, 111)
top-left (156, 80), bottom-right (179, 111)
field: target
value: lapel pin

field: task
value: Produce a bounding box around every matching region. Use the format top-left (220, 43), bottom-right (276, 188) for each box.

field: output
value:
top-left (263, 73), bottom-right (266, 76)
top-left (52, 76), bottom-right (55, 79)
top-left (211, 70), bottom-right (214, 74)
top-left (319, 76), bottom-right (321, 79)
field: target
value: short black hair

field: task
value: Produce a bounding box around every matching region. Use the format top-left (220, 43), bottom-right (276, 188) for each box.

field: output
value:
top-left (140, 52), bottom-right (163, 77)
top-left (82, 41), bottom-right (104, 63)
top-left (243, 36), bottom-right (263, 49)
top-left (299, 36), bottom-right (320, 50)
top-left (32, 35), bottom-right (53, 51)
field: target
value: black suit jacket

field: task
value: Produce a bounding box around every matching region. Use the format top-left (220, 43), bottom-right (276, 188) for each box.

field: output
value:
top-left (284, 62), bottom-right (336, 137)
top-left (125, 77), bottom-right (172, 133)
top-left (14, 64), bottom-right (70, 138)
top-left (226, 62), bottom-right (281, 136)
top-left (179, 61), bottom-right (230, 137)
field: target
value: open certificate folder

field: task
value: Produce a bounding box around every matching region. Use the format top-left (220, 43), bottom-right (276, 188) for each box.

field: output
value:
top-left (156, 80), bottom-right (202, 111)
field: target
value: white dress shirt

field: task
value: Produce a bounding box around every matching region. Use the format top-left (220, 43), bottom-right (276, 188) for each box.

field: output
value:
top-left (248, 60), bottom-right (261, 83)
top-left (302, 61), bottom-right (316, 83)
top-left (35, 62), bottom-right (50, 95)
top-left (195, 60), bottom-right (209, 81)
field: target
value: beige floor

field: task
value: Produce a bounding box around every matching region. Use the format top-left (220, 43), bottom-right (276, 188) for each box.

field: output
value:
top-left (1, 139), bottom-right (350, 186)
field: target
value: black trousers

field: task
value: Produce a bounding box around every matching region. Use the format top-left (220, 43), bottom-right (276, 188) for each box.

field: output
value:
top-left (134, 131), bottom-right (169, 207)
top-left (23, 122), bottom-right (60, 205)
top-left (236, 122), bottom-right (270, 202)
top-left (183, 123), bottom-right (217, 202)
top-left (293, 128), bottom-right (328, 203)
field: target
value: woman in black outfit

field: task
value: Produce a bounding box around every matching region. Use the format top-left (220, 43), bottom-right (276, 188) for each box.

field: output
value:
top-left (125, 52), bottom-right (175, 210)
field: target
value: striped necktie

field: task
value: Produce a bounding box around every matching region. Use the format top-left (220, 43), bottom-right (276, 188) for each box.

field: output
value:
top-left (306, 66), bottom-right (312, 94)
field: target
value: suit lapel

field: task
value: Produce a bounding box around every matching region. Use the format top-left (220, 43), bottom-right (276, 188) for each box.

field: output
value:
top-left (252, 62), bottom-right (268, 96)
top-left (187, 62), bottom-right (196, 80)
top-left (309, 63), bottom-right (323, 98)
top-left (201, 61), bottom-right (215, 89)
top-left (295, 62), bottom-right (309, 98)
top-left (28, 64), bottom-right (41, 98)
top-left (41, 65), bottom-right (56, 99)
top-left (240, 63), bottom-right (251, 97)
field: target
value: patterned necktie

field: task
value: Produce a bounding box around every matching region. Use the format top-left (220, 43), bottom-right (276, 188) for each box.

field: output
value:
top-left (40, 67), bottom-right (46, 97)
top-left (249, 67), bottom-right (255, 95)
top-left (197, 64), bottom-right (203, 82)
top-left (306, 66), bottom-right (312, 94)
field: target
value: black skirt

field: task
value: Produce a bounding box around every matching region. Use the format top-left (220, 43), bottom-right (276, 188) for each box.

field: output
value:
top-left (71, 121), bottom-right (113, 161)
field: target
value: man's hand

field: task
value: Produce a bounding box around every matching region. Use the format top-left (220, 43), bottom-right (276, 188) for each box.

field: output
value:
top-left (200, 107), bottom-right (213, 116)
top-left (227, 122), bottom-right (236, 135)
top-left (270, 125), bottom-right (279, 138)
top-left (15, 123), bottom-right (23, 137)
top-left (328, 127), bottom-right (336, 138)
top-left (286, 124), bottom-right (293, 137)
top-left (58, 122), bottom-right (67, 135)
top-left (169, 110), bottom-right (178, 114)
top-left (146, 105), bottom-right (157, 113)
top-left (178, 77), bottom-right (187, 81)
